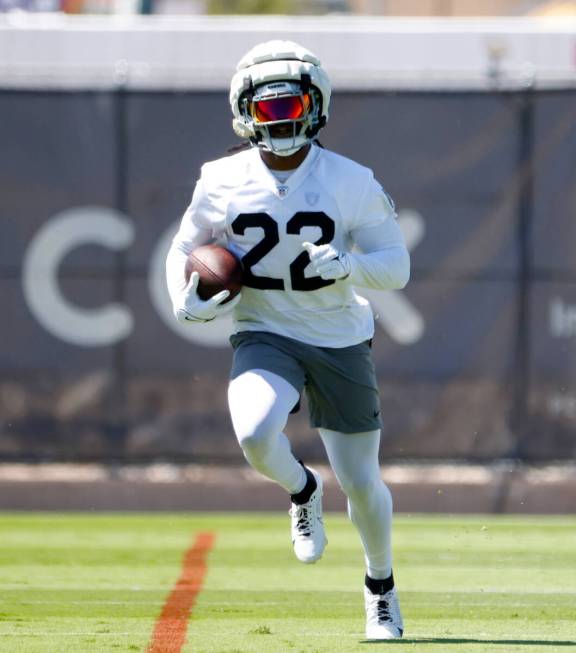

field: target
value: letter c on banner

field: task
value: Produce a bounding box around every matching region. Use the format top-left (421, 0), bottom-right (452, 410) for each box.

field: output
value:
top-left (23, 207), bottom-right (135, 346)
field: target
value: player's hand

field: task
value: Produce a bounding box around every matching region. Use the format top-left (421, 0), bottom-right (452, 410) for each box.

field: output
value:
top-left (175, 271), bottom-right (241, 324)
top-left (302, 242), bottom-right (351, 281)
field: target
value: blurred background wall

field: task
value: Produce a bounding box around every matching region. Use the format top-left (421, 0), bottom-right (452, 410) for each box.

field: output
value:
top-left (3, 0), bottom-right (576, 17)
top-left (0, 6), bottom-right (575, 465)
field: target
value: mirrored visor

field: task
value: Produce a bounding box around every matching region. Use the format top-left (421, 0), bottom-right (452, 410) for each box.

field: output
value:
top-left (252, 94), bottom-right (311, 124)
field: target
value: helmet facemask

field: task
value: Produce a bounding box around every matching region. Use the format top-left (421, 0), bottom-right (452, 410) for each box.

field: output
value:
top-left (240, 78), bottom-right (323, 157)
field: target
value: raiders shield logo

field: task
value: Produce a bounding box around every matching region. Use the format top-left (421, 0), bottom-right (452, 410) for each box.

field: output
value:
top-left (305, 191), bottom-right (320, 206)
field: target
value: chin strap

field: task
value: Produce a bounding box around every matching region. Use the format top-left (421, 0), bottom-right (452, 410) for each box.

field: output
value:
top-left (265, 143), bottom-right (305, 157)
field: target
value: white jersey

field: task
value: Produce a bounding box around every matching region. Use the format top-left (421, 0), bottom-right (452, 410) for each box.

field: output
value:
top-left (167, 144), bottom-right (409, 348)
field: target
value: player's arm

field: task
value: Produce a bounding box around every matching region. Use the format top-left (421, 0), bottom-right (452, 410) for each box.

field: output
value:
top-left (166, 213), bottom-right (211, 308)
top-left (303, 177), bottom-right (410, 290)
top-left (166, 177), bottom-right (240, 323)
top-left (345, 213), bottom-right (410, 290)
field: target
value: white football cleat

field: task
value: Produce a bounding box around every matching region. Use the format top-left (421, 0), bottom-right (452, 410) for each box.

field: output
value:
top-left (364, 578), bottom-right (404, 640)
top-left (289, 467), bottom-right (327, 564)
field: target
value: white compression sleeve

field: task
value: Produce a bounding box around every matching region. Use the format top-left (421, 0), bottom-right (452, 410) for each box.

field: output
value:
top-left (228, 369), bottom-right (307, 494)
top-left (165, 218), bottom-right (212, 308)
top-left (347, 219), bottom-right (410, 290)
top-left (319, 428), bottom-right (393, 579)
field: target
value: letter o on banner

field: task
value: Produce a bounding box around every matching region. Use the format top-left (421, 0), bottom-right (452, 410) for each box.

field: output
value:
top-left (23, 207), bottom-right (135, 347)
top-left (148, 222), bottom-right (233, 347)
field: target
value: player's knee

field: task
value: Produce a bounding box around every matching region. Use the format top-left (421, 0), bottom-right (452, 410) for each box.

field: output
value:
top-left (340, 476), bottom-right (385, 506)
top-left (237, 430), bottom-right (267, 458)
top-left (235, 417), bottom-right (280, 459)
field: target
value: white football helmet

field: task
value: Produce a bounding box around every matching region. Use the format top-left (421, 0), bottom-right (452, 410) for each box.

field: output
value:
top-left (229, 40), bottom-right (331, 157)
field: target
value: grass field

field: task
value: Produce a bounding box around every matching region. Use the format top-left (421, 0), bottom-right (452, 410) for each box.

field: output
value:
top-left (0, 513), bottom-right (574, 653)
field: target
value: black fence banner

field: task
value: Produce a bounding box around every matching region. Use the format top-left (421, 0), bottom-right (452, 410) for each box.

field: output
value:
top-left (1, 89), bottom-right (575, 462)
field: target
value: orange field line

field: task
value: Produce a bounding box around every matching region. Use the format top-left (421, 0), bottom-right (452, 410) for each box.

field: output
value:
top-left (147, 531), bottom-right (216, 653)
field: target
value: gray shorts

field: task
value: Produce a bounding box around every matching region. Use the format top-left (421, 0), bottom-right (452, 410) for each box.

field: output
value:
top-left (229, 331), bottom-right (382, 434)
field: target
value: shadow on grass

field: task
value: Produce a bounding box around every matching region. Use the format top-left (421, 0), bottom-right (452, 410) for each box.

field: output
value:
top-left (360, 638), bottom-right (576, 646)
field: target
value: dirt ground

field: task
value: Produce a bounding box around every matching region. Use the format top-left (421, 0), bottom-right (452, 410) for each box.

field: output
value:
top-left (0, 462), bottom-right (574, 513)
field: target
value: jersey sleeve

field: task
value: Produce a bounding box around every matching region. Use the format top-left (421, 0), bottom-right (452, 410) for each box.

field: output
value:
top-left (347, 174), bottom-right (410, 290)
top-left (175, 173), bottom-right (221, 244)
top-left (353, 172), bottom-right (397, 231)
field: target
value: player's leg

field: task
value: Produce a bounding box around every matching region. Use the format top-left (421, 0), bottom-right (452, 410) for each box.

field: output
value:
top-left (228, 369), bottom-right (327, 563)
top-left (318, 428), bottom-right (392, 577)
top-left (318, 427), bottom-right (403, 639)
top-left (229, 332), bottom-right (328, 562)
top-left (228, 368), bottom-right (304, 492)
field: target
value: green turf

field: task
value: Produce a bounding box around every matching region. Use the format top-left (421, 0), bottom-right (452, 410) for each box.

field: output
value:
top-left (0, 513), bottom-right (574, 652)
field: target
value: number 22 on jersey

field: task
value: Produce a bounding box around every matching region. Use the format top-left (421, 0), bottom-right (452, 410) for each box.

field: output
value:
top-left (231, 211), bottom-right (336, 292)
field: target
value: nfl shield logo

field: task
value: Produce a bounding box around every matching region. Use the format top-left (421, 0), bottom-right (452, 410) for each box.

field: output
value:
top-left (305, 191), bottom-right (320, 206)
top-left (277, 185), bottom-right (288, 197)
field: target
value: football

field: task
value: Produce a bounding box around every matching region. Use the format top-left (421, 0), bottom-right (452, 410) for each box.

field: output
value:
top-left (185, 244), bottom-right (243, 303)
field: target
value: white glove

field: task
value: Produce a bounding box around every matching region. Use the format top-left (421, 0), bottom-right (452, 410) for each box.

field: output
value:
top-left (302, 242), bottom-right (351, 281)
top-left (175, 271), bottom-right (241, 324)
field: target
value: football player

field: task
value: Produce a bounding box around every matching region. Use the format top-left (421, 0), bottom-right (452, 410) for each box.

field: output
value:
top-left (166, 40), bottom-right (409, 640)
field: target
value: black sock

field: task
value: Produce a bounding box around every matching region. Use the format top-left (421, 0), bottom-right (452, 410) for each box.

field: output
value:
top-left (290, 465), bottom-right (317, 505)
top-left (365, 572), bottom-right (394, 595)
